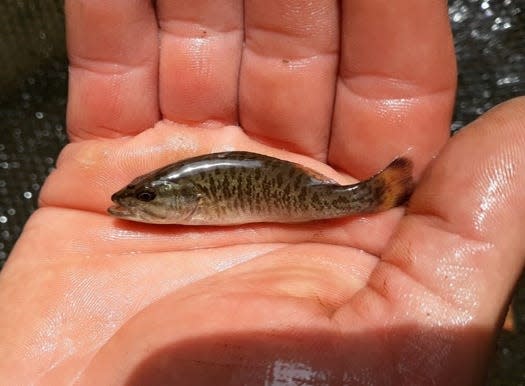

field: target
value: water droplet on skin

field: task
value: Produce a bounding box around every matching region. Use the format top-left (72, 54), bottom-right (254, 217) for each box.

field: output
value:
top-left (266, 359), bottom-right (330, 384)
top-left (474, 162), bottom-right (516, 232)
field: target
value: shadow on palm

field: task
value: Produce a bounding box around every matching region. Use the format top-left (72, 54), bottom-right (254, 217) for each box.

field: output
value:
top-left (124, 325), bottom-right (489, 385)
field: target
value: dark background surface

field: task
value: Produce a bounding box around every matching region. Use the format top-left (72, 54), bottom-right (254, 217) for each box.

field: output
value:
top-left (0, 0), bottom-right (524, 384)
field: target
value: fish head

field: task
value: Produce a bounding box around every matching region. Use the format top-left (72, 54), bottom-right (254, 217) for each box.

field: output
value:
top-left (108, 179), bottom-right (201, 224)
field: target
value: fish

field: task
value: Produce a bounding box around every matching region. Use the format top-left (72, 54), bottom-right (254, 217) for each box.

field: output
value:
top-left (108, 151), bottom-right (413, 225)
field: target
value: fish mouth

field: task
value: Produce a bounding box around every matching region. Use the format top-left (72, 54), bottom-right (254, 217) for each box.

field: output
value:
top-left (108, 204), bottom-right (164, 223)
top-left (108, 205), bottom-right (133, 218)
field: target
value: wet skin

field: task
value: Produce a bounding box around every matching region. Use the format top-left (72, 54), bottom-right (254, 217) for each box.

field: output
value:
top-left (1, 1), bottom-right (525, 385)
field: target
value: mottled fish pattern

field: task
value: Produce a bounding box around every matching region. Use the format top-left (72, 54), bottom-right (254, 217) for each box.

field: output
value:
top-left (108, 151), bottom-right (413, 225)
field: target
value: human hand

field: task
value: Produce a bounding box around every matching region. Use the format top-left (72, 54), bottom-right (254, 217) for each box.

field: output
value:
top-left (1, 1), bottom-right (524, 384)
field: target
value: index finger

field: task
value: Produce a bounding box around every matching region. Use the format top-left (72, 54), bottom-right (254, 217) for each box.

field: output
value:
top-left (328, 0), bottom-right (456, 178)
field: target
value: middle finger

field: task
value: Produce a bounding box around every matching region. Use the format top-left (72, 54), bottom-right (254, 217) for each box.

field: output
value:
top-left (239, 0), bottom-right (339, 160)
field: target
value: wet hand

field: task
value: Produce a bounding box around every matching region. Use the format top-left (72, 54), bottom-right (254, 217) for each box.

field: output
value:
top-left (1, 1), bottom-right (524, 385)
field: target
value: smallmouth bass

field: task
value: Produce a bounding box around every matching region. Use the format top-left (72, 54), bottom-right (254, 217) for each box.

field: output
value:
top-left (108, 151), bottom-right (413, 225)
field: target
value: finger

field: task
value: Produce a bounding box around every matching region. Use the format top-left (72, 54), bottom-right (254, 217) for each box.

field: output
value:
top-left (239, 0), bottom-right (339, 160)
top-left (327, 98), bottom-right (525, 383)
top-left (354, 98), bottom-right (525, 369)
top-left (156, 0), bottom-right (243, 124)
top-left (393, 97), bottom-right (525, 317)
top-left (65, 0), bottom-right (159, 141)
top-left (329, 0), bottom-right (456, 178)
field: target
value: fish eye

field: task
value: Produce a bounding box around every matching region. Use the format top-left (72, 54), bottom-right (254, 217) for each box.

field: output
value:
top-left (136, 188), bottom-right (156, 202)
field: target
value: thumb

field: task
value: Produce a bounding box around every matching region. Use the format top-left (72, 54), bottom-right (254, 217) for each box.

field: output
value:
top-left (380, 96), bottom-right (525, 368)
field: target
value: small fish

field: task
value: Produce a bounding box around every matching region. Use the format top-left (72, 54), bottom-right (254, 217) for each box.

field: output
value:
top-left (108, 151), bottom-right (413, 225)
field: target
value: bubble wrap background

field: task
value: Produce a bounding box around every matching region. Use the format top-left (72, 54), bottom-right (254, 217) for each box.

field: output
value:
top-left (0, 0), bottom-right (524, 383)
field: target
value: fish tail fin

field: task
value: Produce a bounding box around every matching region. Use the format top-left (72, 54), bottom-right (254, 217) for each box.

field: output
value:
top-left (369, 157), bottom-right (414, 211)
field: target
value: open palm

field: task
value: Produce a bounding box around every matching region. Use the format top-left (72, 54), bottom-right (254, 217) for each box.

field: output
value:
top-left (1, 1), bottom-right (524, 385)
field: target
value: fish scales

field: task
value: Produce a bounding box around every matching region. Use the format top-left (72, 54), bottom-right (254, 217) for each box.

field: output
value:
top-left (108, 151), bottom-right (414, 225)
